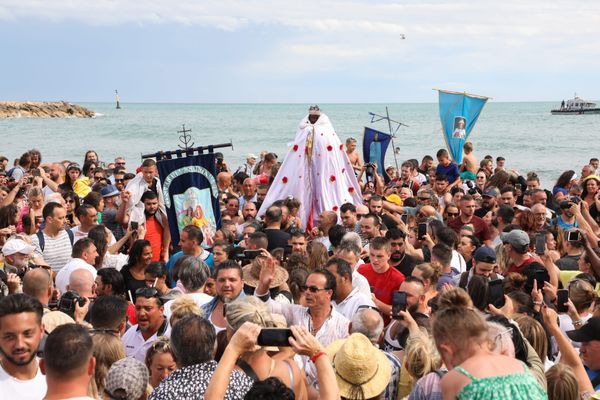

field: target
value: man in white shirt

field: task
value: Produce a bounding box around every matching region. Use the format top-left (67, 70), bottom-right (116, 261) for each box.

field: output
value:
top-left (54, 238), bottom-right (98, 294)
top-left (163, 256), bottom-right (213, 319)
top-left (0, 294), bottom-right (47, 400)
top-left (325, 258), bottom-right (375, 320)
top-left (122, 288), bottom-right (170, 362)
top-left (30, 202), bottom-right (74, 272)
top-left (336, 240), bottom-right (371, 296)
top-left (70, 204), bottom-right (98, 243)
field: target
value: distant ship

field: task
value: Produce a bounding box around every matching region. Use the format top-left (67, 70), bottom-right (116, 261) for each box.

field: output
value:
top-left (551, 95), bottom-right (600, 115)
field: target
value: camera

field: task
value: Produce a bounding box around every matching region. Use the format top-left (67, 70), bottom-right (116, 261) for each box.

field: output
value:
top-left (465, 180), bottom-right (475, 189)
top-left (58, 290), bottom-right (87, 318)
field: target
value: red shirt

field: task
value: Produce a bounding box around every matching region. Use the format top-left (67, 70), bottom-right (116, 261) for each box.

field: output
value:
top-left (507, 256), bottom-right (535, 274)
top-left (448, 214), bottom-right (492, 242)
top-left (357, 263), bottom-right (405, 306)
top-left (145, 215), bottom-right (164, 262)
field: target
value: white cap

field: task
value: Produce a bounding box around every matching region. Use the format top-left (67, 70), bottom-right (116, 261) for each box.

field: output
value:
top-left (247, 153), bottom-right (258, 160)
top-left (2, 238), bottom-right (35, 256)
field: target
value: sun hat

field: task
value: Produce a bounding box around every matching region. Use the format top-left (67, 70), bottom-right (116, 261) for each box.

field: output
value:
top-left (2, 238), bottom-right (35, 256)
top-left (243, 260), bottom-right (289, 289)
top-left (105, 357), bottom-right (149, 400)
top-left (326, 333), bottom-right (391, 399)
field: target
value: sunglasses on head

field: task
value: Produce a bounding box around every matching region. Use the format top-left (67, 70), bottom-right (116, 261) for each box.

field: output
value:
top-left (300, 285), bottom-right (330, 293)
top-left (357, 305), bottom-right (381, 313)
top-left (136, 287), bottom-right (159, 298)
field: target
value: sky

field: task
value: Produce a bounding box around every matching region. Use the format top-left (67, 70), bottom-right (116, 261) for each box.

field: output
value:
top-left (1, 0), bottom-right (600, 103)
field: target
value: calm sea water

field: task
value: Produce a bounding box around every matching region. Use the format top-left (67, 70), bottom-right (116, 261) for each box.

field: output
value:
top-left (1, 102), bottom-right (599, 188)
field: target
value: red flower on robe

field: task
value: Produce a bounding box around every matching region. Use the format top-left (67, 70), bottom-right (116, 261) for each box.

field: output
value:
top-left (327, 145), bottom-right (333, 151)
top-left (282, 177), bottom-right (288, 184)
top-left (332, 206), bottom-right (339, 212)
top-left (348, 187), bottom-right (355, 193)
top-left (293, 144), bottom-right (299, 151)
top-left (340, 144), bottom-right (344, 150)
top-left (330, 175), bottom-right (336, 183)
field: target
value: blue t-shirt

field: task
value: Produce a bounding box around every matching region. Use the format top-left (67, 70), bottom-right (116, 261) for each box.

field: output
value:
top-left (165, 250), bottom-right (214, 288)
top-left (436, 162), bottom-right (460, 184)
top-left (587, 367), bottom-right (600, 391)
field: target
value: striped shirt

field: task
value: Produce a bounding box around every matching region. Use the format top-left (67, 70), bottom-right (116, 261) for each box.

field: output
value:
top-left (30, 230), bottom-right (73, 272)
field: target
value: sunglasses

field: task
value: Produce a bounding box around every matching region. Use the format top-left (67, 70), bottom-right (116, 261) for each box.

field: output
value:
top-left (418, 197), bottom-right (431, 201)
top-left (116, 162), bottom-right (126, 165)
top-left (357, 305), bottom-right (380, 312)
top-left (447, 212), bottom-right (459, 217)
top-left (65, 199), bottom-right (75, 204)
top-left (136, 287), bottom-right (159, 298)
top-left (115, 179), bottom-right (124, 183)
top-left (300, 285), bottom-right (330, 293)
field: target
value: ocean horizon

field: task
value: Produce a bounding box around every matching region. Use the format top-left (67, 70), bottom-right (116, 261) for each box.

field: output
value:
top-left (1, 101), bottom-right (598, 188)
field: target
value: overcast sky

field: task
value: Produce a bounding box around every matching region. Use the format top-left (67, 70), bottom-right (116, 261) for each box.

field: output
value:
top-left (1, 0), bottom-right (599, 103)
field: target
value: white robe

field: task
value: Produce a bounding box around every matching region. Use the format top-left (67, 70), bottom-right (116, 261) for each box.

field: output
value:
top-left (258, 113), bottom-right (362, 228)
top-left (125, 173), bottom-right (168, 227)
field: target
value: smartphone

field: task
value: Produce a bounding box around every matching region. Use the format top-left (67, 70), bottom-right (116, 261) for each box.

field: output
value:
top-left (556, 289), bottom-right (569, 313)
top-left (488, 279), bottom-right (505, 308)
top-left (391, 291), bottom-right (407, 320)
top-left (31, 169), bottom-right (40, 177)
top-left (130, 221), bottom-right (139, 230)
top-left (401, 214), bottom-right (408, 224)
top-left (535, 270), bottom-right (546, 291)
top-left (567, 231), bottom-right (581, 242)
top-left (244, 250), bottom-right (263, 260)
top-left (257, 328), bottom-right (293, 347)
top-left (417, 223), bottom-right (427, 240)
top-left (534, 234), bottom-right (546, 255)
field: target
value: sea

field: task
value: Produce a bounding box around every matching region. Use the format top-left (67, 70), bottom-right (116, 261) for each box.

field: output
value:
top-left (1, 102), bottom-right (599, 188)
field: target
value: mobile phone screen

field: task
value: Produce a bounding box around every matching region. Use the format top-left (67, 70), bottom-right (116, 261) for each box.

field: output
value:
top-left (535, 270), bottom-right (546, 291)
top-left (556, 289), bottom-right (569, 313)
top-left (257, 328), bottom-right (293, 347)
top-left (244, 250), bottom-right (262, 260)
top-left (535, 234), bottom-right (545, 255)
top-left (417, 223), bottom-right (427, 240)
top-left (488, 279), bottom-right (505, 308)
top-left (392, 291), bottom-right (407, 319)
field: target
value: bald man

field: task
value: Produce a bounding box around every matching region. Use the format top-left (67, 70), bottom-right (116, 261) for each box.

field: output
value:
top-left (313, 211), bottom-right (338, 248)
top-left (67, 269), bottom-right (95, 300)
top-left (23, 268), bottom-right (54, 308)
top-left (217, 172), bottom-right (233, 193)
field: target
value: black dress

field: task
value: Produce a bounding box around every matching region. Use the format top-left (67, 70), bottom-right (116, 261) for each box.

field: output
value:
top-left (121, 266), bottom-right (147, 302)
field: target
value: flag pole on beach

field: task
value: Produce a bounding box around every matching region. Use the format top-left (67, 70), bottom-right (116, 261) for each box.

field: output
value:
top-left (115, 90), bottom-right (121, 110)
top-left (434, 88), bottom-right (490, 164)
top-left (367, 107), bottom-right (409, 173)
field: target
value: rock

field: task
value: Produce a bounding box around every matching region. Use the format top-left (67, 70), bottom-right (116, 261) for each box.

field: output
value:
top-left (0, 101), bottom-right (95, 118)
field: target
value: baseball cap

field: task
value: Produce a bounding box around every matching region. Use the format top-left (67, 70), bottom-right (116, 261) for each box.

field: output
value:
top-left (100, 184), bottom-right (120, 198)
top-left (566, 317), bottom-right (600, 342)
top-left (2, 238), bottom-right (35, 256)
top-left (483, 186), bottom-right (500, 198)
top-left (474, 246), bottom-right (496, 263)
top-left (105, 358), bottom-right (149, 400)
top-left (500, 229), bottom-right (530, 247)
top-left (247, 153), bottom-right (258, 160)
top-left (384, 194), bottom-right (402, 206)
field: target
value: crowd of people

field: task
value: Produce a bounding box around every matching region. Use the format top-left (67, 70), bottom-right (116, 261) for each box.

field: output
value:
top-left (0, 135), bottom-right (600, 400)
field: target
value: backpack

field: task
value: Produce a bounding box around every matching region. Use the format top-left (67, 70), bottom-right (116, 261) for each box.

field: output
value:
top-left (36, 229), bottom-right (74, 252)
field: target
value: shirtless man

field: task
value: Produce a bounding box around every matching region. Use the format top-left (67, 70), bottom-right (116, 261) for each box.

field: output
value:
top-left (460, 141), bottom-right (478, 181)
top-left (346, 137), bottom-right (362, 173)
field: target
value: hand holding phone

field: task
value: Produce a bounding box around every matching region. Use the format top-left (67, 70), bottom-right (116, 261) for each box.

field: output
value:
top-left (257, 328), bottom-right (293, 347)
top-left (534, 234), bottom-right (545, 255)
top-left (392, 291), bottom-right (407, 320)
top-left (556, 289), bottom-right (569, 313)
top-left (417, 223), bottom-right (427, 241)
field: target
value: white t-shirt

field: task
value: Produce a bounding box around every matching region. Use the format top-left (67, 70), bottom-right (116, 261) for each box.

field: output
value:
top-left (163, 293), bottom-right (213, 320)
top-left (0, 359), bottom-right (47, 400)
top-left (54, 258), bottom-right (98, 294)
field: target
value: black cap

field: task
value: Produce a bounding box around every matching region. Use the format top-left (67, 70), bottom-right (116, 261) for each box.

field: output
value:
top-left (566, 317), bottom-right (600, 342)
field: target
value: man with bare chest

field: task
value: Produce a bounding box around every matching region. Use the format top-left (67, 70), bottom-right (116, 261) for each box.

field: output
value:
top-left (460, 141), bottom-right (478, 181)
top-left (346, 137), bottom-right (362, 174)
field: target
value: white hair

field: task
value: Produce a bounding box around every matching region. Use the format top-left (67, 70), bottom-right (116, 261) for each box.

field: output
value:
top-left (487, 321), bottom-right (515, 358)
top-left (350, 308), bottom-right (384, 344)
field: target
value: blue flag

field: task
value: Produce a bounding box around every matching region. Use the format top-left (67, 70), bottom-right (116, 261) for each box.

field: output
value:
top-left (438, 90), bottom-right (489, 164)
top-left (156, 153), bottom-right (221, 248)
top-left (362, 127), bottom-right (391, 178)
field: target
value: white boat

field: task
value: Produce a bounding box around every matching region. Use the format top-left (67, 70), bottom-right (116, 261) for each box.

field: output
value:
top-left (551, 95), bottom-right (600, 115)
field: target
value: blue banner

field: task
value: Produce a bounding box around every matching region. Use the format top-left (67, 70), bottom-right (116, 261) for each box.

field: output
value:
top-left (438, 90), bottom-right (489, 164)
top-left (362, 127), bottom-right (391, 179)
top-left (156, 153), bottom-right (221, 248)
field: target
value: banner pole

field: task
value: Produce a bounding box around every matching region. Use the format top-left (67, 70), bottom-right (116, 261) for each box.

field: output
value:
top-left (386, 106), bottom-right (400, 172)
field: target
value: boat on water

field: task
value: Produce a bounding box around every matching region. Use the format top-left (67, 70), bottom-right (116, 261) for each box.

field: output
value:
top-left (551, 95), bottom-right (600, 115)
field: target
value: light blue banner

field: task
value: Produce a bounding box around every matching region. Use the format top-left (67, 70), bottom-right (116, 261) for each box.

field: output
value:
top-left (438, 90), bottom-right (488, 164)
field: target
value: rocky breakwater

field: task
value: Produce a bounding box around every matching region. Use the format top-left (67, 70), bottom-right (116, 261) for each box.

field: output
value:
top-left (0, 101), bottom-right (95, 118)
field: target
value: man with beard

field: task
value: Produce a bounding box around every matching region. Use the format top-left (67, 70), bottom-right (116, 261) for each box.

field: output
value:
top-left (385, 229), bottom-right (417, 277)
top-left (0, 294), bottom-right (47, 399)
top-left (122, 287), bottom-right (170, 362)
top-left (448, 195), bottom-right (492, 246)
top-left (475, 187), bottom-right (499, 218)
top-left (236, 201), bottom-right (258, 236)
top-left (39, 163), bottom-right (64, 197)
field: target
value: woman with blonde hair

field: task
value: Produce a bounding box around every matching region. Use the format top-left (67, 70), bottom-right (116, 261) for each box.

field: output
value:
top-left (432, 306), bottom-right (546, 399)
top-left (307, 241), bottom-right (328, 271)
top-left (145, 337), bottom-right (177, 389)
top-left (514, 315), bottom-right (548, 366)
top-left (558, 278), bottom-right (597, 338)
top-left (89, 331), bottom-right (125, 398)
top-left (225, 296), bottom-right (307, 399)
top-left (168, 295), bottom-right (203, 327)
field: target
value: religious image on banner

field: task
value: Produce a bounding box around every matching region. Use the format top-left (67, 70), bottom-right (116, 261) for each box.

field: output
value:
top-left (174, 187), bottom-right (217, 247)
top-left (362, 127), bottom-right (392, 181)
top-left (452, 116), bottom-right (467, 139)
top-left (157, 153), bottom-right (221, 248)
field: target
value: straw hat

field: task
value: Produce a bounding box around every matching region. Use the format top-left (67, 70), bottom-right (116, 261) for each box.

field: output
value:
top-left (326, 333), bottom-right (391, 399)
top-left (242, 260), bottom-right (289, 289)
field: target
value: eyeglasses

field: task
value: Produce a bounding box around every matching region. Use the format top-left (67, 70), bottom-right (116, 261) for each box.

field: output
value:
top-left (115, 179), bottom-right (124, 183)
top-left (476, 176), bottom-right (485, 180)
top-left (447, 212), bottom-right (459, 217)
top-left (418, 197), bottom-right (431, 201)
top-left (300, 285), bottom-right (330, 293)
top-left (94, 176), bottom-right (103, 181)
top-left (136, 287), bottom-right (159, 298)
